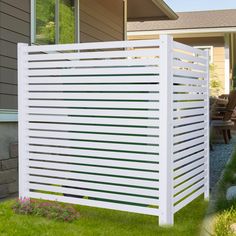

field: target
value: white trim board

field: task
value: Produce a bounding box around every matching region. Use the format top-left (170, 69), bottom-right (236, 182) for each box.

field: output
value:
top-left (128, 27), bottom-right (236, 36)
top-left (0, 110), bottom-right (18, 122)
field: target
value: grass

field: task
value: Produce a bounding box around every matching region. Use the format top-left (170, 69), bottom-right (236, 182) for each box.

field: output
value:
top-left (0, 196), bottom-right (207, 236)
top-left (212, 150), bottom-right (236, 235)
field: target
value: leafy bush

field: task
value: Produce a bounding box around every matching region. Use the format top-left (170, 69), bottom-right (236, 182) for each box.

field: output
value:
top-left (12, 198), bottom-right (80, 222)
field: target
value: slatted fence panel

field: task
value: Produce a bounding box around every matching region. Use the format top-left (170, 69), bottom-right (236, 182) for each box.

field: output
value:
top-left (172, 41), bottom-right (209, 213)
top-left (18, 40), bottom-right (161, 217)
top-left (18, 36), bottom-right (209, 225)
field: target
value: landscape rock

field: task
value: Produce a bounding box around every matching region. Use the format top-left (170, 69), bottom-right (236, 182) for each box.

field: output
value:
top-left (226, 186), bottom-right (236, 200)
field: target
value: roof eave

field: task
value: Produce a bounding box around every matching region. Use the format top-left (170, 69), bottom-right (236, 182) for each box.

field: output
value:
top-left (152, 0), bottom-right (178, 20)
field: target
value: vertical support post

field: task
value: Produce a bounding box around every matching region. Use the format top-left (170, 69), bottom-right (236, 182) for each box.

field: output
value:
top-left (224, 33), bottom-right (230, 94)
top-left (18, 43), bottom-right (29, 199)
top-left (159, 35), bottom-right (174, 226)
top-left (205, 51), bottom-right (210, 200)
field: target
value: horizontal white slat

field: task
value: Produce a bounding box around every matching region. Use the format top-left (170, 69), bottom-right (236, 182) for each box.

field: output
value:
top-left (28, 160), bottom-right (159, 179)
top-left (174, 165), bottom-right (206, 186)
top-left (28, 138), bottom-right (159, 153)
top-left (174, 187), bottom-right (205, 213)
top-left (174, 143), bottom-right (206, 161)
top-left (173, 69), bottom-right (206, 79)
top-left (174, 172), bottom-right (205, 194)
top-left (28, 146), bottom-right (158, 162)
top-left (173, 122), bottom-right (207, 135)
top-left (174, 157), bottom-right (206, 178)
top-left (173, 130), bottom-right (205, 143)
top-left (28, 67), bottom-right (159, 76)
top-left (29, 153), bottom-right (159, 170)
top-left (28, 49), bottom-right (160, 61)
top-left (28, 108), bottom-right (159, 118)
top-left (27, 115), bottom-right (159, 127)
top-left (28, 39), bottom-right (160, 52)
top-left (173, 85), bottom-right (206, 93)
top-left (174, 179), bottom-right (205, 203)
top-left (28, 76), bottom-right (160, 84)
top-left (28, 58), bottom-right (160, 69)
top-left (28, 130), bottom-right (159, 144)
top-left (173, 41), bottom-right (207, 57)
top-left (173, 93), bottom-right (206, 101)
top-left (173, 52), bottom-right (206, 65)
top-left (28, 100), bottom-right (159, 109)
top-left (173, 101), bottom-right (207, 109)
top-left (174, 151), bottom-right (206, 169)
top-left (29, 176), bottom-right (158, 197)
top-left (29, 183), bottom-right (158, 206)
top-left (28, 92), bottom-right (160, 101)
top-left (174, 136), bottom-right (205, 153)
top-left (173, 77), bottom-right (207, 86)
top-left (29, 192), bottom-right (159, 216)
top-left (173, 108), bottom-right (207, 118)
top-left (28, 84), bottom-right (159, 92)
top-left (173, 60), bottom-right (206, 72)
top-left (173, 115), bottom-right (206, 126)
top-left (29, 168), bottom-right (159, 188)
top-left (28, 123), bottom-right (159, 136)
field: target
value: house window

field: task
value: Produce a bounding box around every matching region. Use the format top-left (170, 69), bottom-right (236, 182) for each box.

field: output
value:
top-left (32, 0), bottom-right (76, 44)
top-left (194, 46), bottom-right (213, 64)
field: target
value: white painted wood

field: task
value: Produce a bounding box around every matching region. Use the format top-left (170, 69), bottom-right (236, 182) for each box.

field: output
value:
top-left (28, 123), bottom-right (159, 136)
top-left (18, 38), bottom-right (210, 224)
top-left (29, 153), bottom-right (159, 170)
top-left (174, 172), bottom-right (205, 194)
top-left (27, 115), bottom-right (159, 127)
top-left (28, 108), bottom-right (159, 118)
top-left (29, 176), bottom-right (158, 197)
top-left (28, 49), bottom-right (160, 61)
top-left (28, 130), bottom-right (159, 144)
top-left (18, 43), bottom-right (29, 199)
top-left (28, 67), bottom-right (159, 76)
top-left (205, 51), bottom-right (210, 200)
top-left (27, 39), bottom-right (160, 52)
top-left (158, 35), bottom-right (174, 226)
top-left (173, 51), bottom-right (207, 65)
top-left (174, 165), bottom-right (206, 186)
top-left (29, 183), bottom-right (158, 206)
top-left (29, 168), bottom-right (159, 188)
top-left (28, 92), bottom-right (159, 100)
top-left (174, 187), bottom-right (205, 213)
top-left (28, 160), bottom-right (159, 179)
top-left (28, 84), bottom-right (159, 92)
top-left (29, 192), bottom-right (160, 216)
top-left (28, 137), bottom-right (160, 153)
top-left (28, 146), bottom-right (158, 162)
top-left (28, 76), bottom-right (160, 84)
top-left (28, 58), bottom-right (160, 68)
top-left (173, 41), bottom-right (207, 57)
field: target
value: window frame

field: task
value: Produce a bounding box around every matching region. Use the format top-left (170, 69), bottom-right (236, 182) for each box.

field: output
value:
top-left (31, 0), bottom-right (79, 45)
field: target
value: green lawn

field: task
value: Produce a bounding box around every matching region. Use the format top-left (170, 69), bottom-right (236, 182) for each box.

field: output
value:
top-left (0, 196), bottom-right (207, 236)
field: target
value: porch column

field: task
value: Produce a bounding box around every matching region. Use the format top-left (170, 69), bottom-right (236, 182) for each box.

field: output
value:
top-left (224, 33), bottom-right (230, 94)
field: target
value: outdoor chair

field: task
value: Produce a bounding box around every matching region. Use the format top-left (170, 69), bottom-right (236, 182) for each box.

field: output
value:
top-left (211, 90), bottom-right (236, 144)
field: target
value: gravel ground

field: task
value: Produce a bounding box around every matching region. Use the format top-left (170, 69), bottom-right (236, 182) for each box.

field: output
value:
top-left (210, 134), bottom-right (236, 189)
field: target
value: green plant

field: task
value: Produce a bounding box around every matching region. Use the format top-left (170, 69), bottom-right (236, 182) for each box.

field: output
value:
top-left (210, 63), bottom-right (224, 97)
top-left (12, 198), bottom-right (80, 222)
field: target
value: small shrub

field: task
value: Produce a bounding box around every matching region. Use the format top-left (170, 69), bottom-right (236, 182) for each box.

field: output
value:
top-left (12, 198), bottom-right (80, 222)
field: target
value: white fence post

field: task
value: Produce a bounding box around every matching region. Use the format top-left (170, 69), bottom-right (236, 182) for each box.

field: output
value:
top-left (159, 35), bottom-right (174, 226)
top-left (18, 43), bottom-right (29, 199)
top-left (205, 51), bottom-right (210, 200)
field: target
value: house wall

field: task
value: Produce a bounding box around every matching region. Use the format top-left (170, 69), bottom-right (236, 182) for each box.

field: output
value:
top-left (0, 0), bottom-right (30, 199)
top-left (0, 0), bottom-right (31, 109)
top-left (80, 0), bottom-right (124, 42)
